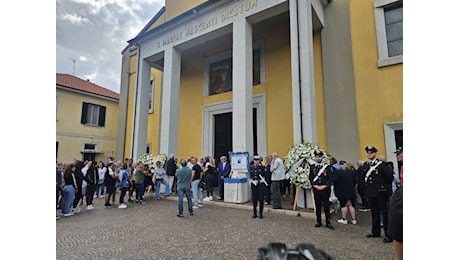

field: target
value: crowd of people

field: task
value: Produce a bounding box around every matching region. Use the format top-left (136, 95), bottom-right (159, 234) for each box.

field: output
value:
top-left (56, 157), bottom-right (155, 217)
top-left (55, 155), bottom-right (221, 217)
top-left (56, 153), bottom-right (281, 217)
top-left (56, 146), bottom-right (403, 258)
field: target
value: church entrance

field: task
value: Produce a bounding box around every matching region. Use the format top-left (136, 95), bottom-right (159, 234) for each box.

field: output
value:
top-left (213, 108), bottom-right (258, 161)
top-left (214, 112), bottom-right (232, 161)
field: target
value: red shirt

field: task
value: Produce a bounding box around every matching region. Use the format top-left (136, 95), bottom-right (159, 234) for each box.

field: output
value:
top-left (399, 165), bottom-right (403, 186)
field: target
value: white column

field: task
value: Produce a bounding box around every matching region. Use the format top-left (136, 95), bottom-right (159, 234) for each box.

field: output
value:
top-left (132, 58), bottom-right (151, 160)
top-left (159, 47), bottom-right (181, 155)
top-left (289, 0), bottom-right (303, 144)
top-left (232, 18), bottom-right (253, 154)
top-left (298, 0), bottom-right (317, 142)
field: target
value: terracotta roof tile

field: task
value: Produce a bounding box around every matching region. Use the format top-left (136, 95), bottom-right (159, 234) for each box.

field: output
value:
top-left (56, 73), bottom-right (119, 100)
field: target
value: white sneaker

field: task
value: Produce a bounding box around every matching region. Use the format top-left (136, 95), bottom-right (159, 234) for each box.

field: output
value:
top-left (337, 218), bottom-right (348, 224)
top-left (86, 205), bottom-right (93, 211)
top-left (118, 203), bottom-right (127, 209)
top-left (63, 212), bottom-right (74, 217)
top-left (198, 203), bottom-right (203, 207)
top-left (351, 219), bottom-right (357, 225)
top-left (203, 197), bottom-right (210, 201)
top-left (71, 207), bottom-right (81, 214)
top-left (94, 195), bottom-right (98, 198)
top-left (209, 196), bottom-right (213, 201)
top-left (192, 206), bottom-right (199, 209)
top-left (100, 195), bottom-right (104, 199)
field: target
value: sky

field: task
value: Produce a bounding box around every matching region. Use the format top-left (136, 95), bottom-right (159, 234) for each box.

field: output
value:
top-left (56, 0), bottom-right (165, 93)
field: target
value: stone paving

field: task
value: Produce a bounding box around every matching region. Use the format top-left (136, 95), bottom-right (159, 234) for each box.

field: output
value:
top-left (56, 190), bottom-right (397, 260)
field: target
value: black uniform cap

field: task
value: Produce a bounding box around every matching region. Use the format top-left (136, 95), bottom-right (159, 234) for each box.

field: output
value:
top-left (394, 146), bottom-right (403, 154)
top-left (314, 150), bottom-right (324, 157)
top-left (365, 145), bottom-right (378, 153)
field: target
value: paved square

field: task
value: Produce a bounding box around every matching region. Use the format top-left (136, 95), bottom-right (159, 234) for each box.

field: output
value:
top-left (56, 193), bottom-right (396, 259)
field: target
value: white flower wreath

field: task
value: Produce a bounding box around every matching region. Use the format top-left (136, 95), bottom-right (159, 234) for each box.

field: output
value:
top-left (137, 153), bottom-right (168, 172)
top-left (284, 142), bottom-right (329, 189)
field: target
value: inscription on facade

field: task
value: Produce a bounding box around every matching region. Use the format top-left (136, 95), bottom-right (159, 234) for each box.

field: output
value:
top-left (157, 0), bottom-right (258, 48)
top-left (220, 0), bottom-right (258, 22)
top-left (185, 16), bottom-right (218, 37)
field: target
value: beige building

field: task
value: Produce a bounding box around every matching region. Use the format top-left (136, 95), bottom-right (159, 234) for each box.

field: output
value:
top-left (56, 73), bottom-right (120, 163)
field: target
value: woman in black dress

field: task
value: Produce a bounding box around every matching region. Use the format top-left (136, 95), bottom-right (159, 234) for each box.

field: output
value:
top-left (202, 156), bottom-right (216, 201)
top-left (333, 161), bottom-right (358, 225)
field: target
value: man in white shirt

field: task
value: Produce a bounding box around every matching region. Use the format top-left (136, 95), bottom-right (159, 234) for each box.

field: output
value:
top-left (270, 153), bottom-right (285, 209)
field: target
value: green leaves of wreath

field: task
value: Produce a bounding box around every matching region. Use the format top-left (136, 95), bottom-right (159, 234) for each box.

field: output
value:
top-left (284, 142), bottom-right (329, 189)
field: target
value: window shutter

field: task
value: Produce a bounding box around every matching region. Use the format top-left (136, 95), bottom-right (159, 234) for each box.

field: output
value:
top-left (98, 106), bottom-right (106, 126)
top-left (81, 103), bottom-right (88, 124)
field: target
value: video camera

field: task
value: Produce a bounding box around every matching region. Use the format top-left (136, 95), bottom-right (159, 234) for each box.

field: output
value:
top-left (258, 242), bottom-right (335, 260)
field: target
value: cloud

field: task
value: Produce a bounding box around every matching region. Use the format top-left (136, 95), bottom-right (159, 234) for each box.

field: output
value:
top-left (56, 0), bottom-right (165, 93)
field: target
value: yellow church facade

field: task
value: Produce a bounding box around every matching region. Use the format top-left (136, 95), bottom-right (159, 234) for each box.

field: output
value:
top-left (116, 0), bottom-right (403, 167)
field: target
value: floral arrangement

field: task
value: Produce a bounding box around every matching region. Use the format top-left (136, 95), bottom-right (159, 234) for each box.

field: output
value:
top-left (137, 153), bottom-right (167, 171)
top-left (284, 142), bottom-right (329, 189)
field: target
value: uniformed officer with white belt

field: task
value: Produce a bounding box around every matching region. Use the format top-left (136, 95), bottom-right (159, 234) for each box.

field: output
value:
top-left (309, 150), bottom-right (334, 230)
top-left (250, 155), bottom-right (267, 219)
top-left (362, 145), bottom-right (394, 243)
